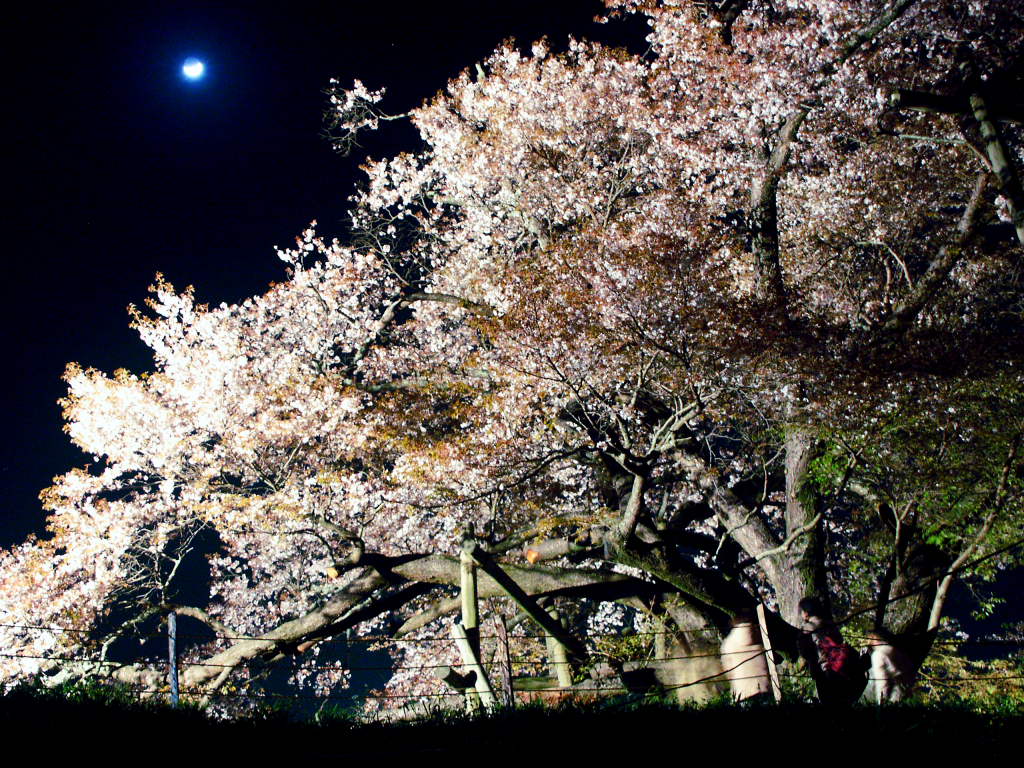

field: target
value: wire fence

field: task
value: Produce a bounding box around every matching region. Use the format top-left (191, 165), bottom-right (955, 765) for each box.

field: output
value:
top-left (3, 619), bottom-right (1021, 647)
top-left (2, 617), bottom-right (1021, 716)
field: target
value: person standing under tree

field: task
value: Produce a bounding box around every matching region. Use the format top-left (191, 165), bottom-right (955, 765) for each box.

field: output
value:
top-left (798, 597), bottom-right (867, 706)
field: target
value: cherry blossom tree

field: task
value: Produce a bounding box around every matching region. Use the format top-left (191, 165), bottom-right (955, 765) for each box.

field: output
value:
top-left (2, 0), bottom-right (1022, 710)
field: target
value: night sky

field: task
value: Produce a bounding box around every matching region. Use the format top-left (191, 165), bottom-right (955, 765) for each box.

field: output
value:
top-left (2, 2), bottom-right (648, 547)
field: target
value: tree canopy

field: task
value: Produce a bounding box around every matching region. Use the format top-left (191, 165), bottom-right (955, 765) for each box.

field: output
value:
top-left (3, 0), bottom-right (1023, 710)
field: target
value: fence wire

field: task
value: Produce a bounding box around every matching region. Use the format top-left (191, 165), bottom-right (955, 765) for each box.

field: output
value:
top-left (2, 630), bottom-right (1021, 715)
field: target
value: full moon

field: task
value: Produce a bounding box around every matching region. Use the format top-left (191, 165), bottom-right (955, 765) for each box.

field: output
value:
top-left (182, 57), bottom-right (205, 80)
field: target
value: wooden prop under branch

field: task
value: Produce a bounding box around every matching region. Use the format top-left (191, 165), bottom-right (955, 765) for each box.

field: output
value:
top-left (465, 542), bottom-right (587, 662)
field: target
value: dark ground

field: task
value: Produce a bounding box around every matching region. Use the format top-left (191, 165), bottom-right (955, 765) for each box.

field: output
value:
top-left (1, 687), bottom-right (1017, 758)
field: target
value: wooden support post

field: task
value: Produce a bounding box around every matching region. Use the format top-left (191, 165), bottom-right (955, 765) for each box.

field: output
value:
top-left (466, 544), bottom-right (587, 661)
top-left (756, 603), bottom-right (782, 703)
top-left (451, 620), bottom-right (498, 710)
top-left (493, 614), bottom-right (514, 707)
top-left (460, 530), bottom-right (480, 661)
top-left (654, 617), bottom-right (667, 661)
top-left (545, 608), bottom-right (573, 688)
top-left (167, 611), bottom-right (179, 708)
top-left (459, 528), bottom-right (481, 712)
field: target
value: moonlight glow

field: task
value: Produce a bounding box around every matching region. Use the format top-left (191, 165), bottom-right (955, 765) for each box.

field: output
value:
top-left (182, 57), bottom-right (205, 80)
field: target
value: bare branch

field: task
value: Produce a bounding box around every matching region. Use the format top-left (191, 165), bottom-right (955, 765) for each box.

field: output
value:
top-left (736, 513), bottom-right (822, 569)
top-left (882, 172), bottom-right (987, 334)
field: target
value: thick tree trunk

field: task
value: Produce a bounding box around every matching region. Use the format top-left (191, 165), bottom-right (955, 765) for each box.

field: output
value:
top-left (656, 599), bottom-right (728, 704)
top-left (870, 542), bottom-right (948, 685)
top-left (773, 427), bottom-right (827, 625)
top-left (879, 543), bottom-right (947, 639)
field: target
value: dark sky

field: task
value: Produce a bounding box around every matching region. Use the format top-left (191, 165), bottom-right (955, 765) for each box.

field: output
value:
top-left (2, 2), bottom-right (648, 546)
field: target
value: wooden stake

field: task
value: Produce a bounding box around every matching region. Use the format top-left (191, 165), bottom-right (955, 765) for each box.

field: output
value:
top-left (545, 608), bottom-right (573, 688)
top-left (451, 620), bottom-right (498, 710)
top-left (493, 614), bottom-right (514, 707)
top-left (756, 603), bottom-right (782, 703)
top-left (167, 611), bottom-right (179, 708)
top-left (466, 544), bottom-right (586, 661)
top-left (458, 529), bottom-right (481, 712)
top-left (654, 617), bottom-right (667, 661)
top-left (460, 532), bottom-right (480, 661)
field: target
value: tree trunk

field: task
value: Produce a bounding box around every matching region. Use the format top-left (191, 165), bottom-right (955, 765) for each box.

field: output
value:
top-left (772, 427), bottom-right (827, 625)
top-left (879, 542), bottom-right (948, 669)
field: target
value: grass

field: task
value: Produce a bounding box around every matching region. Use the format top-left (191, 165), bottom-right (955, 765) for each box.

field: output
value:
top-left (2, 681), bottom-right (1019, 757)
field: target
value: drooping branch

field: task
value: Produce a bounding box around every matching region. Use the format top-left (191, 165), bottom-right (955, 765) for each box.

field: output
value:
top-left (395, 596), bottom-right (463, 637)
top-left (97, 605), bottom-right (164, 664)
top-left (291, 582), bottom-right (438, 656)
top-left (112, 565), bottom-right (392, 690)
top-left (505, 519), bottom-right (752, 624)
top-left (384, 553), bottom-right (641, 596)
top-left (393, 572), bottom-right (659, 638)
top-left (105, 551), bottom-right (645, 691)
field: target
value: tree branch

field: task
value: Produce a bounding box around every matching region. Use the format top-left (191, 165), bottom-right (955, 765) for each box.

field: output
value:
top-left (112, 566), bottom-right (391, 690)
top-left (735, 513), bottom-right (822, 570)
top-left (748, 0), bottom-right (918, 306)
top-left (162, 604), bottom-right (242, 642)
top-left (822, 0), bottom-right (917, 78)
top-left (928, 434), bottom-right (1020, 630)
top-left (882, 172), bottom-right (987, 334)
top-left (617, 473), bottom-right (647, 541)
top-left (969, 91), bottom-right (1024, 248)
top-left (749, 109), bottom-right (807, 304)
top-left (349, 291), bottom-right (495, 375)
top-left (673, 451), bottom-right (780, 566)
top-left (394, 556), bottom-right (656, 636)
top-left (888, 88), bottom-right (1024, 124)
top-left (403, 292), bottom-right (496, 317)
